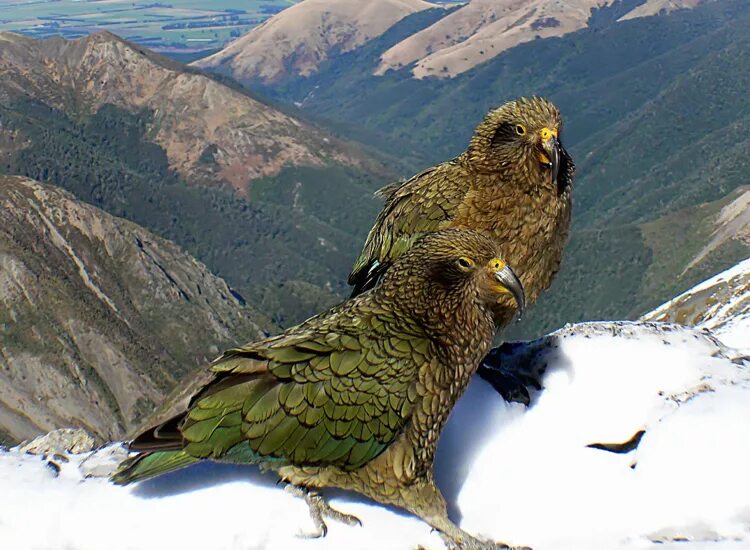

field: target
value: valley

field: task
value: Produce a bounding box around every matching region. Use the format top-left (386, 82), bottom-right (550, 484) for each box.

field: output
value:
top-left (2, 0), bottom-right (749, 444)
top-left (204, 0), bottom-right (750, 337)
top-left (0, 30), bottom-right (396, 327)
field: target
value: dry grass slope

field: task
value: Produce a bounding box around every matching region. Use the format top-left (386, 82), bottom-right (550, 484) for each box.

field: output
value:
top-left (195, 0), bottom-right (437, 83)
top-left (377, 0), bottom-right (715, 78)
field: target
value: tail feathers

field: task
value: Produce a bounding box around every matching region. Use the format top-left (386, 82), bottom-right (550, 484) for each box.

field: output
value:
top-left (128, 411), bottom-right (185, 452)
top-left (111, 450), bottom-right (198, 485)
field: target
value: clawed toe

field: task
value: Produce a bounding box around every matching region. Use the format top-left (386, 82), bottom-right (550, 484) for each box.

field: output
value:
top-left (315, 496), bottom-right (362, 527)
top-left (286, 484), bottom-right (362, 538)
top-left (478, 349), bottom-right (544, 405)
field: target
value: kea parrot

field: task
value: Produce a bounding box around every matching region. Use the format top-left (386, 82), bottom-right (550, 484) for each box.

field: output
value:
top-left (348, 97), bottom-right (574, 403)
top-left (112, 228), bottom-right (525, 549)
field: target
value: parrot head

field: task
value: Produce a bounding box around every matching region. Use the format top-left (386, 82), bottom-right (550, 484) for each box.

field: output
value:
top-left (468, 96), bottom-right (575, 194)
top-left (380, 229), bottom-right (525, 321)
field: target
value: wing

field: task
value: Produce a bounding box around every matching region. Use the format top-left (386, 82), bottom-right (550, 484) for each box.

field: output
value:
top-left (178, 303), bottom-right (430, 471)
top-left (348, 161), bottom-right (469, 296)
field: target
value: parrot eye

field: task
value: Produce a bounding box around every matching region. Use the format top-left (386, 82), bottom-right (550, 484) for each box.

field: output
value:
top-left (515, 124), bottom-right (527, 136)
top-left (456, 257), bottom-right (475, 270)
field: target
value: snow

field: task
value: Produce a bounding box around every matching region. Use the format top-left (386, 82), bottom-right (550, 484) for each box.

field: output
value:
top-left (646, 257), bottom-right (750, 353)
top-left (690, 258), bottom-right (750, 352)
top-left (671, 257), bottom-right (750, 301)
top-left (2, 320), bottom-right (748, 550)
top-left (0, 444), bottom-right (442, 550)
top-left (450, 323), bottom-right (750, 550)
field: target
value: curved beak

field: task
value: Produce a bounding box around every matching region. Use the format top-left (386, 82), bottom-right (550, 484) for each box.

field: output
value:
top-left (495, 264), bottom-right (525, 319)
top-left (542, 136), bottom-right (561, 188)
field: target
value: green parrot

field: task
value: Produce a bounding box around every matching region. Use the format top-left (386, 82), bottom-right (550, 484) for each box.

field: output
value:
top-left (112, 228), bottom-right (525, 549)
top-left (348, 97), bottom-right (574, 403)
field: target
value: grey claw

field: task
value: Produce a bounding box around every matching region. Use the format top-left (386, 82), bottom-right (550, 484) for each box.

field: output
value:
top-left (285, 483), bottom-right (361, 538)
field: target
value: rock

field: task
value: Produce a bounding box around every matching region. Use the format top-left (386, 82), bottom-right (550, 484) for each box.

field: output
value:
top-left (79, 444), bottom-right (132, 478)
top-left (17, 428), bottom-right (96, 456)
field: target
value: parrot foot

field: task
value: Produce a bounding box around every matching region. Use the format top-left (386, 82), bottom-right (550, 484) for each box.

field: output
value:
top-left (477, 344), bottom-right (544, 406)
top-left (398, 475), bottom-right (531, 550)
top-left (285, 484), bottom-right (362, 538)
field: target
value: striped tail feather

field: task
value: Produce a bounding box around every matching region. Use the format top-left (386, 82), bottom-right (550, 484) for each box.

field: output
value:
top-left (110, 450), bottom-right (198, 485)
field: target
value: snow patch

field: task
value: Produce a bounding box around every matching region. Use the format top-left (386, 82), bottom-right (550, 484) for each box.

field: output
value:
top-left (645, 256), bottom-right (750, 352)
top-left (656, 257), bottom-right (750, 308)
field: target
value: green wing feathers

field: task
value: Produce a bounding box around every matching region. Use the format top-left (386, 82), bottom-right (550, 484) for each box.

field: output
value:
top-left (349, 163), bottom-right (466, 293)
top-left (208, 316), bottom-right (425, 470)
top-left (114, 308), bottom-right (428, 484)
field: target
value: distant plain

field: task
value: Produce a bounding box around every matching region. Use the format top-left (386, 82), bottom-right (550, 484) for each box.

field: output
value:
top-left (0, 0), bottom-right (296, 52)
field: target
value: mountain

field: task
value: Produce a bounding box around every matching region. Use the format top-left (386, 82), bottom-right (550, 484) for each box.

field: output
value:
top-left (2, 3), bottom-right (746, 345)
top-left (206, 0), bottom-right (750, 337)
top-left (619, 0), bottom-right (707, 20)
top-left (644, 254), bottom-right (750, 350)
top-left (198, 0), bottom-right (713, 85)
top-left (2, 318), bottom-right (748, 549)
top-left (258, 0), bottom-right (749, 166)
top-left (376, 0), bottom-right (713, 78)
top-left (0, 31), bottom-right (395, 327)
top-left (527, 185), bottom-right (750, 339)
top-left (0, 30), bottom-right (373, 191)
top-left (0, 175), bottom-right (269, 446)
top-left (195, 0), bottom-right (439, 84)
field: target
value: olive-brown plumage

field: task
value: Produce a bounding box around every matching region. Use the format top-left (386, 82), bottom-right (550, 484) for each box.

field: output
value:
top-left (112, 229), bottom-right (525, 548)
top-left (349, 97), bottom-right (574, 327)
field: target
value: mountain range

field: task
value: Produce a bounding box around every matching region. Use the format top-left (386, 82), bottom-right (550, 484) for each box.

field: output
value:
top-left (196, 0), bottom-right (715, 84)
top-left (197, 0), bottom-right (750, 337)
top-left (196, 0), bottom-right (438, 84)
top-left (0, 30), bottom-right (396, 328)
top-left (375, 0), bottom-right (712, 79)
top-left (1, 0), bottom-right (749, 444)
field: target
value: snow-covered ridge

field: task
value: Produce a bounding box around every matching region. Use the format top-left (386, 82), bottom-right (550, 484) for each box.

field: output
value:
top-left (2, 321), bottom-right (748, 550)
top-left (644, 257), bottom-right (750, 351)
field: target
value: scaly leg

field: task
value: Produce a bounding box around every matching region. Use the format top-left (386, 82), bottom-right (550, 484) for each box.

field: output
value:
top-left (399, 474), bottom-right (530, 550)
top-left (284, 484), bottom-right (362, 538)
